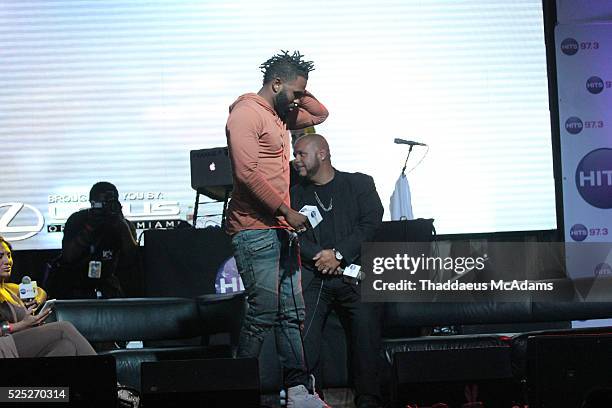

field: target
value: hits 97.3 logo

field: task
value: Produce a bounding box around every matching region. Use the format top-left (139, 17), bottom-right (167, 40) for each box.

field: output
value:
top-left (561, 38), bottom-right (600, 56)
top-left (586, 76), bottom-right (612, 94)
top-left (564, 117), bottom-right (604, 134)
top-left (575, 148), bottom-right (612, 209)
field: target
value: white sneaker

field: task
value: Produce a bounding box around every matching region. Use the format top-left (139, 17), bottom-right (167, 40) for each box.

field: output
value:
top-left (286, 384), bottom-right (331, 408)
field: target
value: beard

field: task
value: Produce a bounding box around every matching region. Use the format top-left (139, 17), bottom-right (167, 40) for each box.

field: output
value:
top-left (298, 159), bottom-right (321, 180)
top-left (274, 90), bottom-right (292, 122)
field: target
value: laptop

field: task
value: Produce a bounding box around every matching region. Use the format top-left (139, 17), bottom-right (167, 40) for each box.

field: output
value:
top-left (190, 147), bottom-right (233, 200)
top-left (0, 355), bottom-right (117, 407)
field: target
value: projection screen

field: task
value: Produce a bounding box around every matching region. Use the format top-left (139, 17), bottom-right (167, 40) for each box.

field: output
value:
top-left (0, 0), bottom-right (556, 250)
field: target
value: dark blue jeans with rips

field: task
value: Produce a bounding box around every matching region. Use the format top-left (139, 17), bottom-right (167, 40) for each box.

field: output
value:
top-left (231, 228), bottom-right (308, 388)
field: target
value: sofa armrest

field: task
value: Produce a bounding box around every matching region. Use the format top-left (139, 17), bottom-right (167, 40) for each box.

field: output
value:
top-left (196, 292), bottom-right (246, 354)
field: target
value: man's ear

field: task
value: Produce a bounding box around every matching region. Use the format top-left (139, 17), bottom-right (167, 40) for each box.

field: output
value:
top-left (272, 78), bottom-right (282, 93)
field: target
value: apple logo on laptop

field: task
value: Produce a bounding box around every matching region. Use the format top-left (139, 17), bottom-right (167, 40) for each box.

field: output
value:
top-left (209, 162), bottom-right (216, 171)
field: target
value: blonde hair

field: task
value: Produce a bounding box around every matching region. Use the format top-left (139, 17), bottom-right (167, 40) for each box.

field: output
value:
top-left (0, 236), bottom-right (12, 251)
top-left (0, 236), bottom-right (21, 305)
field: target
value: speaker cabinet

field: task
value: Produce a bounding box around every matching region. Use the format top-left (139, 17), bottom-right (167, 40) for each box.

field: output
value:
top-left (0, 355), bottom-right (117, 408)
top-left (141, 358), bottom-right (259, 408)
top-left (528, 333), bottom-right (612, 408)
top-left (392, 348), bottom-right (515, 408)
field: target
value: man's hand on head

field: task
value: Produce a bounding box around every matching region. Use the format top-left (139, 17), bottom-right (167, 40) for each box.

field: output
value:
top-left (289, 90), bottom-right (310, 112)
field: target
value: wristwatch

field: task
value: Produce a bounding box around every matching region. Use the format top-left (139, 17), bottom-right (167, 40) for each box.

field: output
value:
top-left (332, 248), bottom-right (343, 262)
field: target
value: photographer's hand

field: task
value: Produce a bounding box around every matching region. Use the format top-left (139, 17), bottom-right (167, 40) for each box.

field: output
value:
top-left (113, 215), bottom-right (138, 249)
top-left (62, 221), bottom-right (97, 262)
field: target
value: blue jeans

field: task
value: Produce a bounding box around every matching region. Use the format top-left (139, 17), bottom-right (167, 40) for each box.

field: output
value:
top-left (231, 228), bottom-right (308, 388)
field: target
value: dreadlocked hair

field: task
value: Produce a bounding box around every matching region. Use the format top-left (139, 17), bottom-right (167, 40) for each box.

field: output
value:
top-left (260, 50), bottom-right (315, 85)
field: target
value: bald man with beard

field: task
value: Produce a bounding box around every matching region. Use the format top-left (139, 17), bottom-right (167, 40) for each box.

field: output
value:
top-left (291, 134), bottom-right (384, 408)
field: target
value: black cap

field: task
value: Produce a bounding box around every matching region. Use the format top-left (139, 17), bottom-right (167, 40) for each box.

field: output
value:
top-left (89, 181), bottom-right (119, 202)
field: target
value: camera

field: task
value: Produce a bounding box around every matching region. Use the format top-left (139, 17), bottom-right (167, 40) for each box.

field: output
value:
top-left (91, 191), bottom-right (122, 216)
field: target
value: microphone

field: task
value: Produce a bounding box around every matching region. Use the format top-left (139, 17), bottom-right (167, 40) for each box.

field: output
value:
top-left (299, 205), bottom-right (322, 229)
top-left (288, 230), bottom-right (300, 242)
top-left (289, 205), bottom-right (324, 242)
top-left (288, 224), bottom-right (312, 241)
top-left (19, 276), bottom-right (37, 301)
top-left (394, 138), bottom-right (427, 147)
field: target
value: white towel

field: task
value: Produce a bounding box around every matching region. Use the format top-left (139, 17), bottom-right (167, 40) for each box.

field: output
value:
top-left (390, 173), bottom-right (414, 220)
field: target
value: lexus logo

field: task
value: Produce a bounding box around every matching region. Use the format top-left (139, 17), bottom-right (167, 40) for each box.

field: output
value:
top-left (0, 203), bottom-right (45, 241)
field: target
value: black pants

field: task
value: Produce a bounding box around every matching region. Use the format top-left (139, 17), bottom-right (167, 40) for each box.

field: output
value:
top-left (302, 270), bottom-right (382, 404)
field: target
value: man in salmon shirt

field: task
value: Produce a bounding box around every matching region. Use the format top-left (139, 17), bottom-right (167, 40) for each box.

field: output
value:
top-left (226, 51), bottom-right (330, 408)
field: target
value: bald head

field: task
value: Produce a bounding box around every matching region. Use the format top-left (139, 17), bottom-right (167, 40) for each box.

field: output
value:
top-left (293, 133), bottom-right (334, 184)
top-left (295, 133), bottom-right (330, 156)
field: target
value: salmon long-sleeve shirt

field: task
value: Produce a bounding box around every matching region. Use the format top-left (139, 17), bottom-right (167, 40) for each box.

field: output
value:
top-left (225, 91), bottom-right (328, 235)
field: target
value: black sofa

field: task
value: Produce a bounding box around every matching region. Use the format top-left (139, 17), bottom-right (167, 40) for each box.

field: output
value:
top-left (257, 276), bottom-right (612, 405)
top-left (48, 277), bottom-right (612, 405)
top-left (48, 292), bottom-right (245, 391)
top-left (382, 298), bottom-right (612, 406)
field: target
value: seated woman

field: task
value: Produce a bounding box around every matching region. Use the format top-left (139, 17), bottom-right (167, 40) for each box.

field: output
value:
top-left (0, 236), bottom-right (96, 358)
top-left (0, 236), bottom-right (140, 406)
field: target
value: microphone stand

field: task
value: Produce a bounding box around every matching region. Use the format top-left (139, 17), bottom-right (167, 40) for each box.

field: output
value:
top-left (400, 144), bottom-right (414, 175)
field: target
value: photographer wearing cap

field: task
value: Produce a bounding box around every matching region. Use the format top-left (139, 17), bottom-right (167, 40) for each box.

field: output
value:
top-left (47, 182), bottom-right (138, 299)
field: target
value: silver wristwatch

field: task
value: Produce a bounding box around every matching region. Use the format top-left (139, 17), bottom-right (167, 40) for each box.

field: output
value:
top-left (333, 248), bottom-right (343, 262)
